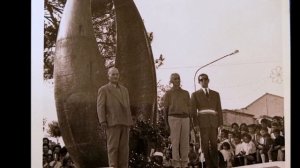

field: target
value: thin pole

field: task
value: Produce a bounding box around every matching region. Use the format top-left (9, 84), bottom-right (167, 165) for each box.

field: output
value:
top-left (193, 50), bottom-right (239, 91)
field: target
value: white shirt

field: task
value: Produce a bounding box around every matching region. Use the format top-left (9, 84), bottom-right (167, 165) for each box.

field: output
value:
top-left (259, 136), bottom-right (265, 145)
top-left (271, 131), bottom-right (284, 139)
top-left (235, 143), bottom-right (243, 155)
top-left (202, 88), bottom-right (209, 94)
top-left (241, 141), bottom-right (256, 155)
top-left (220, 149), bottom-right (233, 161)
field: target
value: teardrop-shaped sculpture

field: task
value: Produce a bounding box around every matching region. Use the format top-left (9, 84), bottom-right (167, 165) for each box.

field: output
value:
top-left (114, 0), bottom-right (157, 122)
top-left (54, 0), bottom-right (108, 167)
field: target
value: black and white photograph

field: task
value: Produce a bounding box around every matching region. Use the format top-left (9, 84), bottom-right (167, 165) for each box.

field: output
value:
top-left (32, 0), bottom-right (290, 167)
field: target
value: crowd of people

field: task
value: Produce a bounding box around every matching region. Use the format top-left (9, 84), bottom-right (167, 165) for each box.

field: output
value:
top-left (42, 117), bottom-right (284, 168)
top-left (43, 138), bottom-right (76, 168)
top-left (149, 116), bottom-right (285, 168)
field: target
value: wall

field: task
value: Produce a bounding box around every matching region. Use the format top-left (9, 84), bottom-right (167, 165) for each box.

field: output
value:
top-left (223, 110), bottom-right (255, 126)
top-left (245, 94), bottom-right (284, 118)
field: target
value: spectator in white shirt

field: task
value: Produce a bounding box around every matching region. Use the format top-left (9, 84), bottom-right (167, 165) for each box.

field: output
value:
top-left (220, 142), bottom-right (233, 168)
top-left (232, 134), bottom-right (243, 167)
top-left (240, 133), bottom-right (256, 165)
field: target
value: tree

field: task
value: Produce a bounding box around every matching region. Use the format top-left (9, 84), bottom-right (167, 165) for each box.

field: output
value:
top-left (156, 81), bottom-right (171, 110)
top-left (44, 0), bottom-right (65, 80)
top-left (154, 80), bottom-right (170, 122)
top-left (129, 120), bottom-right (169, 168)
top-left (47, 120), bottom-right (61, 144)
top-left (44, 0), bottom-right (116, 80)
top-left (44, 0), bottom-right (160, 80)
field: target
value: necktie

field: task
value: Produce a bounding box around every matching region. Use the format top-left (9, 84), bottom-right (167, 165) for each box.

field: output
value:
top-left (205, 88), bottom-right (209, 97)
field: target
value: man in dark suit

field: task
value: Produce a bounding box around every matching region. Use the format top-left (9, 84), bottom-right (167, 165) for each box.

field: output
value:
top-left (191, 73), bottom-right (223, 168)
top-left (97, 67), bottom-right (133, 168)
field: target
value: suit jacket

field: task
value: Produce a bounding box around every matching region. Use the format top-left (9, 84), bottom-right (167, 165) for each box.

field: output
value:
top-left (190, 89), bottom-right (222, 128)
top-left (97, 83), bottom-right (133, 127)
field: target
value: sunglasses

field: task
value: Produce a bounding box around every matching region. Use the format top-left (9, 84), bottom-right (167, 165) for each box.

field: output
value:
top-left (199, 78), bottom-right (208, 82)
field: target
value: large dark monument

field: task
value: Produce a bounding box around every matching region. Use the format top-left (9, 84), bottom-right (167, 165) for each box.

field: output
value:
top-left (54, 0), bottom-right (157, 167)
top-left (114, 0), bottom-right (157, 122)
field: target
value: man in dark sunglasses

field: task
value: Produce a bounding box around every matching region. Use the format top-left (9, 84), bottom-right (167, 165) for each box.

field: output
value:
top-left (191, 73), bottom-right (223, 168)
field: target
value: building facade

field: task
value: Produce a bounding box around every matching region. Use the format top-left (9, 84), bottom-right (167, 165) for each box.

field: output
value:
top-left (222, 93), bottom-right (284, 126)
top-left (243, 93), bottom-right (284, 118)
top-left (222, 109), bottom-right (255, 126)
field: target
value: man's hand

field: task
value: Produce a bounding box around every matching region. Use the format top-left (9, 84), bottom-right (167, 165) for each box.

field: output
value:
top-left (101, 122), bottom-right (108, 130)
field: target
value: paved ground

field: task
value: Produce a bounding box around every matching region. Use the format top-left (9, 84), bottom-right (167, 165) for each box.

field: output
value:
top-left (235, 161), bottom-right (285, 168)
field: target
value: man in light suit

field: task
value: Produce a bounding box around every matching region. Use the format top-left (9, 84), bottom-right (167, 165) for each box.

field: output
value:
top-left (191, 73), bottom-right (223, 168)
top-left (97, 67), bottom-right (133, 168)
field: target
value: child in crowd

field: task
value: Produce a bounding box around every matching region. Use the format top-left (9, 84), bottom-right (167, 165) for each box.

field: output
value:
top-left (260, 119), bottom-right (271, 134)
top-left (272, 116), bottom-right (282, 124)
top-left (247, 124), bottom-right (256, 141)
top-left (163, 147), bottom-right (173, 168)
top-left (240, 127), bottom-right (249, 138)
top-left (231, 123), bottom-right (240, 135)
top-left (151, 146), bottom-right (164, 166)
top-left (268, 128), bottom-right (285, 161)
top-left (239, 123), bottom-right (248, 133)
top-left (218, 129), bottom-right (230, 150)
top-left (43, 154), bottom-right (50, 168)
top-left (253, 124), bottom-right (262, 143)
top-left (220, 142), bottom-right (233, 168)
top-left (257, 127), bottom-right (273, 163)
top-left (253, 124), bottom-right (262, 162)
top-left (270, 122), bottom-right (283, 139)
top-left (232, 134), bottom-right (244, 167)
top-left (188, 143), bottom-right (199, 168)
top-left (240, 133), bottom-right (256, 165)
top-left (227, 131), bottom-right (235, 150)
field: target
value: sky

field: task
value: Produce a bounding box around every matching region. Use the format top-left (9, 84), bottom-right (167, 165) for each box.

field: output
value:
top-left (32, 0), bottom-right (290, 167)
top-left (34, 0), bottom-right (290, 125)
top-left (134, 0), bottom-right (286, 108)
